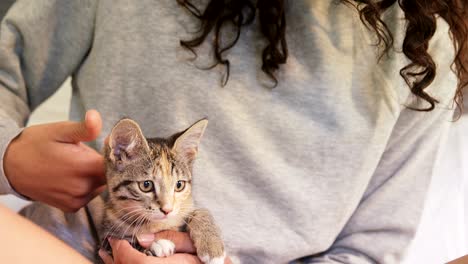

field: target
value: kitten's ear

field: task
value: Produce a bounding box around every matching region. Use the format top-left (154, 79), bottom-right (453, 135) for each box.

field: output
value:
top-left (173, 119), bottom-right (208, 164)
top-left (108, 119), bottom-right (149, 168)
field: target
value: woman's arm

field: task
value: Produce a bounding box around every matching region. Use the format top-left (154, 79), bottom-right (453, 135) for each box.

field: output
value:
top-left (299, 15), bottom-right (458, 263)
top-left (0, 0), bottom-right (106, 211)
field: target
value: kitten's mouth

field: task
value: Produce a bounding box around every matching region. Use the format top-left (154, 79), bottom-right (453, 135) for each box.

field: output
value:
top-left (151, 214), bottom-right (169, 221)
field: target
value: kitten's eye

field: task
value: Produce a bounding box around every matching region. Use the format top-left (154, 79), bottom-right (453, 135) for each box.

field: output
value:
top-left (175, 180), bottom-right (186, 192)
top-left (138, 181), bottom-right (154, 192)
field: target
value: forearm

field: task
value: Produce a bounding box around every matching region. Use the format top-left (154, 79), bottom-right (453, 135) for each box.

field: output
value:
top-left (0, 203), bottom-right (91, 264)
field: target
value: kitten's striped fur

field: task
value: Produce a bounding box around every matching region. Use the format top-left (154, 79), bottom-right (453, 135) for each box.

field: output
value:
top-left (99, 119), bottom-right (225, 263)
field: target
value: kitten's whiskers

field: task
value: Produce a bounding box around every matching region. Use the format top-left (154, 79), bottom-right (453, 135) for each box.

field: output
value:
top-left (101, 207), bottom-right (144, 247)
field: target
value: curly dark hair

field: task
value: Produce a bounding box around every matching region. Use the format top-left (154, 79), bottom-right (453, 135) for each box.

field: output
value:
top-left (177, 0), bottom-right (468, 112)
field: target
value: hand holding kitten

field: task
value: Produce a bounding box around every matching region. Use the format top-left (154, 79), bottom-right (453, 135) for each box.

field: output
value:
top-left (3, 110), bottom-right (106, 212)
top-left (99, 231), bottom-right (233, 264)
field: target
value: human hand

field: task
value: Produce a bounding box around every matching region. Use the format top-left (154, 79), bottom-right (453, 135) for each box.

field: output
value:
top-left (99, 231), bottom-right (232, 264)
top-left (3, 109), bottom-right (106, 212)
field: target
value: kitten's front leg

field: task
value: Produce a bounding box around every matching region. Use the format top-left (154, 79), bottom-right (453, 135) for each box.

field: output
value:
top-left (186, 208), bottom-right (225, 264)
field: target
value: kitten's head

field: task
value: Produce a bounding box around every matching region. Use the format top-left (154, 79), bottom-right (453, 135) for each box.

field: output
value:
top-left (104, 118), bottom-right (208, 225)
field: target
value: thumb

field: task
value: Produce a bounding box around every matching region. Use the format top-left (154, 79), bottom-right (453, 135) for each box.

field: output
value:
top-left (55, 109), bottom-right (102, 143)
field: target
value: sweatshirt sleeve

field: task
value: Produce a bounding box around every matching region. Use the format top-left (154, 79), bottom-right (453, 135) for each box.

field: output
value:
top-left (300, 106), bottom-right (454, 264)
top-left (299, 18), bottom-right (458, 264)
top-left (0, 0), bottom-right (97, 197)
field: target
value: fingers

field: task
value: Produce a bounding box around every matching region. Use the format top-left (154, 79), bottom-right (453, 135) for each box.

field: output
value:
top-left (98, 250), bottom-right (114, 264)
top-left (54, 109), bottom-right (102, 143)
top-left (108, 238), bottom-right (146, 264)
top-left (82, 149), bottom-right (106, 186)
top-left (106, 238), bottom-right (210, 264)
top-left (137, 231), bottom-right (196, 254)
top-left (85, 109), bottom-right (103, 139)
top-left (137, 233), bottom-right (155, 248)
top-left (156, 231), bottom-right (197, 254)
top-left (162, 254), bottom-right (203, 264)
top-left (87, 185), bottom-right (107, 201)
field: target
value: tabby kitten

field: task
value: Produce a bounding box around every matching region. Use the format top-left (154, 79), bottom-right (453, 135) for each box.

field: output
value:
top-left (100, 118), bottom-right (225, 264)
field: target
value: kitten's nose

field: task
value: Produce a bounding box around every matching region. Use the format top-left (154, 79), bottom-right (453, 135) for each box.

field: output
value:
top-left (160, 207), bottom-right (173, 215)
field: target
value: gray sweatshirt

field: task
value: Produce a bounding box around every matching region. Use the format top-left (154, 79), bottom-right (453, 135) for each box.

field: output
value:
top-left (0, 0), bottom-right (458, 263)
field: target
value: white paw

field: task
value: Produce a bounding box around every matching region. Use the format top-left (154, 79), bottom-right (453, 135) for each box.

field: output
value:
top-left (150, 239), bottom-right (175, 257)
top-left (199, 252), bottom-right (226, 264)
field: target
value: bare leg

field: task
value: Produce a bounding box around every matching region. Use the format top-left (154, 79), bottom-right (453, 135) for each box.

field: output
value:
top-left (0, 203), bottom-right (91, 264)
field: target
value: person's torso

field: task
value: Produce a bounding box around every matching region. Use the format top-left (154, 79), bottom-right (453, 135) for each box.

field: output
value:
top-left (62, 0), bottom-right (451, 263)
